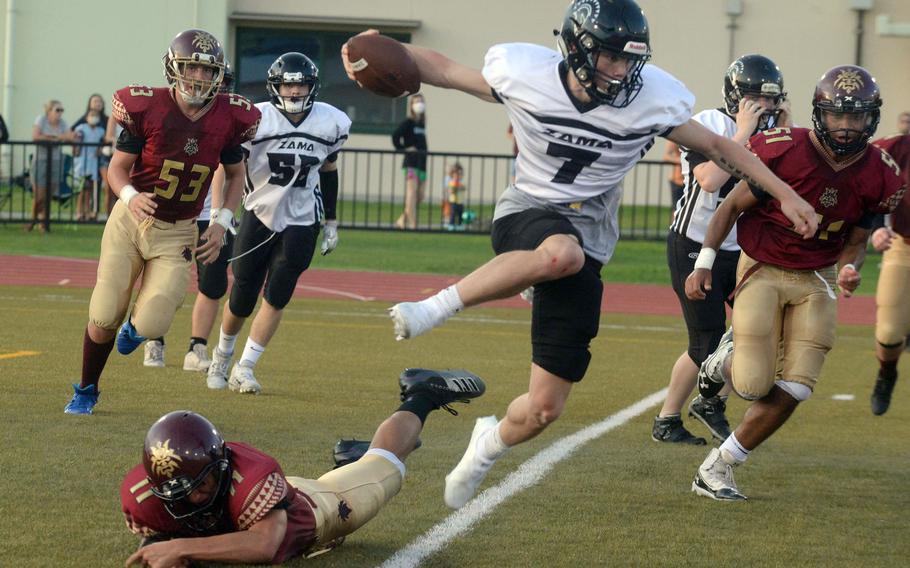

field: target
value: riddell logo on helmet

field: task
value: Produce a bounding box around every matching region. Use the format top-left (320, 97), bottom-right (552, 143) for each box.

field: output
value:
top-left (624, 41), bottom-right (649, 55)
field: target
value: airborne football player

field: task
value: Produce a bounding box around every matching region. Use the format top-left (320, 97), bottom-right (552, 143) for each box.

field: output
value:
top-left (687, 65), bottom-right (906, 500)
top-left (64, 29), bottom-right (260, 415)
top-left (342, 0), bottom-right (819, 510)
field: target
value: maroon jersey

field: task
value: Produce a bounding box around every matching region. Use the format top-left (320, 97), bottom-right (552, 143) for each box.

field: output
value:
top-left (737, 127), bottom-right (904, 270)
top-left (873, 134), bottom-right (910, 237)
top-left (112, 86), bottom-right (260, 222)
top-left (121, 442), bottom-right (317, 563)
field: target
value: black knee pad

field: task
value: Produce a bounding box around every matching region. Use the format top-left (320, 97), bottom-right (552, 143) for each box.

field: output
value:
top-left (533, 341), bottom-right (592, 382)
top-left (228, 280), bottom-right (259, 318)
top-left (530, 257), bottom-right (603, 382)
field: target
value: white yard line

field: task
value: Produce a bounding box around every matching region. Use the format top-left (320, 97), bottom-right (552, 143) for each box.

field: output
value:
top-left (380, 388), bottom-right (669, 568)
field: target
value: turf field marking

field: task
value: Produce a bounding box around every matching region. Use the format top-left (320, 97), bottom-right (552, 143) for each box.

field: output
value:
top-left (0, 350), bottom-right (40, 360)
top-left (831, 394), bottom-right (855, 401)
top-left (58, 278), bottom-right (70, 285)
top-left (294, 284), bottom-right (375, 302)
top-left (380, 387), bottom-right (669, 568)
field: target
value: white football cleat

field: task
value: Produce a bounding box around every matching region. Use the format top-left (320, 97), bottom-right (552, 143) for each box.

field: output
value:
top-left (389, 301), bottom-right (446, 341)
top-left (206, 347), bottom-right (231, 390)
top-left (183, 343), bottom-right (211, 372)
top-left (698, 327), bottom-right (734, 398)
top-left (691, 447), bottom-right (747, 501)
top-left (444, 415), bottom-right (500, 509)
top-left (229, 362), bottom-right (262, 394)
top-left (143, 340), bottom-right (165, 368)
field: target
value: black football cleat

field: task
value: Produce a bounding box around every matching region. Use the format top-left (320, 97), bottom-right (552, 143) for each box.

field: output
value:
top-left (399, 368), bottom-right (486, 415)
top-left (688, 395), bottom-right (732, 441)
top-left (651, 415), bottom-right (706, 445)
top-left (332, 439), bottom-right (371, 469)
top-left (871, 373), bottom-right (898, 416)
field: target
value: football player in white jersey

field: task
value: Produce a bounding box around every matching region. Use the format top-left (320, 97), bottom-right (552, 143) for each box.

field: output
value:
top-left (207, 52), bottom-right (351, 394)
top-left (342, 0), bottom-right (818, 509)
top-left (655, 55), bottom-right (789, 445)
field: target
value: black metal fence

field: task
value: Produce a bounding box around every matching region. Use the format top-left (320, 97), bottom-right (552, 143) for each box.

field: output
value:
top-left (0, 141), bottom-right (679, 239)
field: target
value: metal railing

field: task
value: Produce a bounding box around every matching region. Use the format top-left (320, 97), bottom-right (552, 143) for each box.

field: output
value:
top-left (0, 141), bottom-right (680, 239)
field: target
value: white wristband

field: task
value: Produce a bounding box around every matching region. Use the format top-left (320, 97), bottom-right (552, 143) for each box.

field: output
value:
top-left (213, 208), bottom-right (234, 231)
top-left (694, 247), bottom-right (717, 271)
top-left (119, 184), bottom-right (139, 206)
top-left (841, 263), bottom-right (856, 272)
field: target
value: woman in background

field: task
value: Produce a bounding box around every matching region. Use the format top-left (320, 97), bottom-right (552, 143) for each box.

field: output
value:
top-left (391, 94), bottom-right (427, 229)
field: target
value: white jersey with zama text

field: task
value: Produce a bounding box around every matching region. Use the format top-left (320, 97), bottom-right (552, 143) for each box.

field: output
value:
top-left (670, 108), bottom-right (740, 251)
top-left (482, 43), bottom-right (694, 202)
top-left (242, 102), bottom-right (350, 232)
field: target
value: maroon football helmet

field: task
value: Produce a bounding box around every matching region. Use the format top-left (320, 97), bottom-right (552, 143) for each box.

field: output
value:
top-left (811, 65), bottom-right (881, 156)
top-left (162, 29), bottom-right (225, 105)
top-left (143, 411), bottom-right (231, 532)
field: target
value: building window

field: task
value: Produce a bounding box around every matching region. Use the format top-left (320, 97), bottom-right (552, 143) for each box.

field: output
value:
top-left (234, 26), bottom-right (411, 134)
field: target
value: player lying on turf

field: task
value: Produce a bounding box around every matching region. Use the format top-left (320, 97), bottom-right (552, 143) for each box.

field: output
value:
top-left (122, 368), bottom-right (484, 567)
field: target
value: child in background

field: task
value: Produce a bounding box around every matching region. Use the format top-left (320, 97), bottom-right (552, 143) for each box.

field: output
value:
top-left (446, 162), bottom-right (466, 231)
top-left (73, 109), bottom-right (106, 220)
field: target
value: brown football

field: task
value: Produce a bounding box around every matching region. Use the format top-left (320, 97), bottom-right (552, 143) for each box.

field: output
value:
top-left (346, 34), bottom-right (421, 98)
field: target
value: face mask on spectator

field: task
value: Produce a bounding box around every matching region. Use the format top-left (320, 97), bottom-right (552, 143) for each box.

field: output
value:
top-left (412, 102), bottom-right (425, 114)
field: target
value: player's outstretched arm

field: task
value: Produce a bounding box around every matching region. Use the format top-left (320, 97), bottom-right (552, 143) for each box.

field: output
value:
top-left (125, 508), bottom-right (287, 567)
top-left (341, 30), bottom-right (496, 103)
top-left (668, 120), bottom-right (818, 238)
top-left (685, 180), bottom-right (758, 301)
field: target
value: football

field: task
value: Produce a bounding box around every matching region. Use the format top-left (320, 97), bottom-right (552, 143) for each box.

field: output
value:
top-left (346, 34), bottom-right (421, 98)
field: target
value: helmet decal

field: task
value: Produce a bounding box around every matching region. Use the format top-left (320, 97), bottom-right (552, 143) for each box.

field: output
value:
top-left (834, 69), bottom-right (864, 94)
top-left (191, 31), bottom-right (218, 54)
top-left (149, 439), bottom-right (182, 479)
top-left (573, 0), bottom-right (600, 22)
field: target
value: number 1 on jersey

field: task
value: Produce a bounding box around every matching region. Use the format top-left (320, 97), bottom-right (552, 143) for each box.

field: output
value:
top-left (546, 142), bottom-right (600, 184)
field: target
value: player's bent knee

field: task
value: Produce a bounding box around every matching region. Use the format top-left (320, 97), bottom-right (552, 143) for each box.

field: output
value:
top-left (775, 380), bottom-right (812, 402)
top-left (730, 375), bottom-right (770, 401)
top-left (89, 314), bottom-right (123, 332)
top-left (536, 239), bottom-right (585, 280)
top-left (228, 288), bottom-right (258, 318)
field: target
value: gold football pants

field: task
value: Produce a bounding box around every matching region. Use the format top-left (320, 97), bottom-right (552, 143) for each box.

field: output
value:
top-left (731, 253), bottom-right (837, 399)
top-left (875, 237), bottom-right (910, 347)
top-left (287, 454), bottom-right (402, 549)
top-left (88, 201), bottom-right (197, 337)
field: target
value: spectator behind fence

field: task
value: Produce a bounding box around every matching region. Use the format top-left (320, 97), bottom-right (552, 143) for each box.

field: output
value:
top-left (73, 109), bottom-right (106, 221)
top-left (72, 94), bottom-right (111, 219)
top-left (445, 162), bottom-right (466, 231)
top-left (29, 99), bottom-right (75, 232)
top-left (663, 140), bottom-right (684, 209)
top-left (391, 94), bottom-right (427, 229)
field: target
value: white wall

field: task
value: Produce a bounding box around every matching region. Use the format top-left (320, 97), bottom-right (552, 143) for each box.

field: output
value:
top-left (1, 0), bottom-right (908, 155)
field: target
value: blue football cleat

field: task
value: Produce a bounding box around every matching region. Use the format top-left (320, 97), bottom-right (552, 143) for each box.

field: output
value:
top-left (116, 319), bottom-right (146, 355)
top-left (64, 383), bottom-right (99, 415)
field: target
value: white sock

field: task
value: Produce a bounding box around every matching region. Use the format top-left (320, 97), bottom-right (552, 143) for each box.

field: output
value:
top-left (422, 285), bottom-right (464, 321)
top-left (476, 421), bottom-right (510, 462)
top-left (217, 328), bottom-right (237, 355)
top-left (239, 338), bottom-right (266, 367)
top-left (720, 432), bottom-right (749, 464)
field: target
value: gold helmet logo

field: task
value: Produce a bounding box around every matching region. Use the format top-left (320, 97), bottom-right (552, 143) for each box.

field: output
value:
top-left (834, 69), bottom-right (864, 94)
top-left (149, 439), bottom-right (183, 478)
top-left (192, 31), bottom-right (217, 53)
